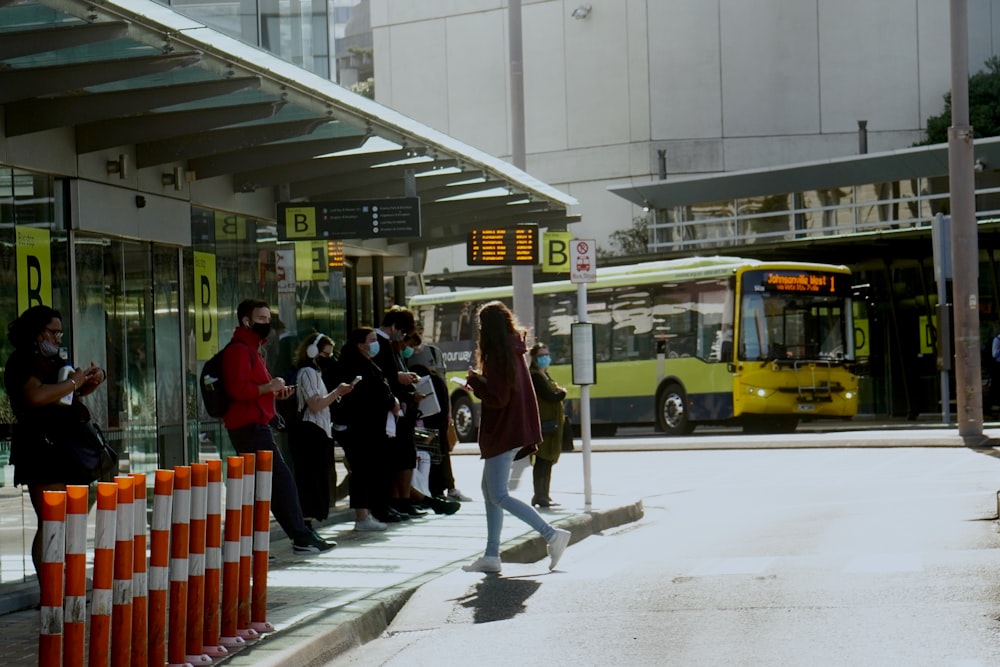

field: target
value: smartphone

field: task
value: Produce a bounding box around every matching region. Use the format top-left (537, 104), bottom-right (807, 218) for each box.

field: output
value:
top-left (352, 375), bottom-right (363, 385)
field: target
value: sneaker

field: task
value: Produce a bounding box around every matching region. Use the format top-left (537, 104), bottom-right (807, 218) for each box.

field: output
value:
top-left (292, 541), bottom-right (320, 554)
top-left (448, 488), bottom-right (473, 502)
top-left (546, 528), bottom-right (571, 570)
top-left (462, 556), bottom-right (502, 573)
top-left (354, 516), bottom-right (388, 532)
top-left (293, 531), bottom-right (336, 554)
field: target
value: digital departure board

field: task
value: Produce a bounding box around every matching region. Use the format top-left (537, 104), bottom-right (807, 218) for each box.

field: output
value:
top-left (466, 225), bottom-right (539, 265)
top-left (744, 270), bottom-right (848, 296)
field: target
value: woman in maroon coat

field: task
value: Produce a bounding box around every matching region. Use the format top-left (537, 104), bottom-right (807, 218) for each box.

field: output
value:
top-left (461, 301), bottom-right (571, 574)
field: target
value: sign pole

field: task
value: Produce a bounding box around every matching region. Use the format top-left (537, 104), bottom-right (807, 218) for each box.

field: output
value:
top-left (577, 281), bottom-right (592, 509)
top-left (570, 238), bottom-right (596, 509)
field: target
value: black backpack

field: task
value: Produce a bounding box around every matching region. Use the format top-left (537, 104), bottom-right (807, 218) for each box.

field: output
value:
top-left (200, 340), bottom-right (253, 418)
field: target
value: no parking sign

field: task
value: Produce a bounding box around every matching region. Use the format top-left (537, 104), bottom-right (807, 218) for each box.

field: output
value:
top-left (570, 239), bottom-right (596, 283)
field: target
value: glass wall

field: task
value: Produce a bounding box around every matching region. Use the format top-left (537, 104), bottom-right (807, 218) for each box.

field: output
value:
top-left (0, 169), bottom-right (65, 585)
top-left (164, 0), bottom-right (333, 78)
top-left (187, 207), bottom-right (348, 460)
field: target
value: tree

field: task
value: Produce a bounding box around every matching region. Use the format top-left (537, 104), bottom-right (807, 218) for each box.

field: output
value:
top-left (597, 215), bottom-right (649, 259)
top-left (923, 56), bottom-right (1000, 144)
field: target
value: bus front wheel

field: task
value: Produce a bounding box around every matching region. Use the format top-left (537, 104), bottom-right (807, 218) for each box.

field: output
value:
top-left (452, 394), bottom-right (476, 442)
top-left (657, 383), bottom-right (693, 435)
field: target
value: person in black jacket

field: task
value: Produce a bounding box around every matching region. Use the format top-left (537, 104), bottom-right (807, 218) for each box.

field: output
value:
top-left (333, 327), bottom-right (398, 531)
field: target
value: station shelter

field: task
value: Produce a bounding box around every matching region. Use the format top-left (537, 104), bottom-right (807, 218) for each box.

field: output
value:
top-left (610, 137), bottom-right (1000, 422)
top-left (0, 0), bottom-right (578, 601)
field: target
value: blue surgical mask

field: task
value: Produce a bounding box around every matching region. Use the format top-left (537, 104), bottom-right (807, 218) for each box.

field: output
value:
top-left (38, 340), bottom-right (61, 358)
top-left (368, 341), bottom-right (380, 357)
top-left (401, 346), bottom-right (414, 359)
top-left (537, 354), bottom-right (551, 369)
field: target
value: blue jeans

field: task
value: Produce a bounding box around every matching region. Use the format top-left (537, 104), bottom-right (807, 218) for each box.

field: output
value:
top-left (228, 424), bottom-right (308, 540)
top-left (480, 449), bottom-right (555, 558)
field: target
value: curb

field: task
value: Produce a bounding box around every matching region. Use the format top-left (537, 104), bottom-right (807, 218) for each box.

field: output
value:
top-left (222, 499), bottom-right (645, 667)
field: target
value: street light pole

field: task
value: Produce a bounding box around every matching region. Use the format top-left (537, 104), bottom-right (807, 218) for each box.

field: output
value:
top-left (948, 0), bottom-right (984, 440)
top-left (508, 0), bottom-right (534, 341)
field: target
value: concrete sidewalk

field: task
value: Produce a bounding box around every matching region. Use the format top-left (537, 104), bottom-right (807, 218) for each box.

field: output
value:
top-left (2, 493), bottom-right (644, 667)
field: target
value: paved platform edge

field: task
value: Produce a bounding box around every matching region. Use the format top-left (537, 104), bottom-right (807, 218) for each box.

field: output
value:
top-left (222, 499), bottom-right (645, 667)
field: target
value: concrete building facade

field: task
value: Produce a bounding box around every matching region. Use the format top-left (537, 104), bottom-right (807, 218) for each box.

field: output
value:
top-left (371, 0), bottom-right (1000, 268)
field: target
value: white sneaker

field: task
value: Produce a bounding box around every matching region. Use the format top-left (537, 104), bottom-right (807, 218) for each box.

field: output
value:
top-left (354, 516), bottom-right (388, 532)
top-left (448, 488), bottom-right (473, 502)
top-left (462, 556), bottom-right (502, 573)
top-left (547, 528), bottom-right (571, 570)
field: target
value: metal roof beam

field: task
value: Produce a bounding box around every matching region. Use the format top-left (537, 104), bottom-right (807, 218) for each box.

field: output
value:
top-left (234, 148), bottom-right (414, 190)
top-left (421, 195), bottom-right (532, 217)
top-left (188, 134), bottom-right (366, 180)
top-left (5, 77), bottom-right (261, 137)
top-left (0, 52), bottom-right (201, 104)
top-left (422, 179), bottom-right (507, 202)
top-left (0, 21), bottom-right (129, 60)
top-left (77, 100), bottom-right (284, 154)
top-left (292, 160), bottom-right (458, 199)
top-left (138, 117), bottom-right (329, 168)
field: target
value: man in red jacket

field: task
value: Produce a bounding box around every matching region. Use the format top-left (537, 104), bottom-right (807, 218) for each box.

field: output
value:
top-left (222, 299), bottom-right (334, 554)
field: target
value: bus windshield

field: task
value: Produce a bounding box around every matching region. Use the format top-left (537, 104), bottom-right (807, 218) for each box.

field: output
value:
top-left (738, 269), bottom-right (852, 363)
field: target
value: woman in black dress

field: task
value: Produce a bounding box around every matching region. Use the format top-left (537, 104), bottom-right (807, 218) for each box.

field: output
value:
top-left (4, 305), bottom-right (107, 583)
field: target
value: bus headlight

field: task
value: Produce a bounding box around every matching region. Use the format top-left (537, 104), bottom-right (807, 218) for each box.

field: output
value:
top-left (746, 386), bottom-right (767, 398)
top-left (844, 391), bottom-right (854, 400)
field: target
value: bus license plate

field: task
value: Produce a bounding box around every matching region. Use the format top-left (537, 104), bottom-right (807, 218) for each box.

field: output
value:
top-left (797, 404), bottom-right (816, 412)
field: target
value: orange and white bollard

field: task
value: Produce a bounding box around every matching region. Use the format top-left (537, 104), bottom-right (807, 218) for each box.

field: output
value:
top-left (201, 459), bottom-right (227, 658)
top-left (130, 472), bottom-right (148, 667)
top-left (38, 490), bottom-right (66, 667)
top-left (251, 450), bottom-right (275, 633)
top-left (167, 466), bottom-right (194, 667)
top-left (111, 475), bottom-right (135, 666)
top-left (237, 453), bottom-right (259, 641)
top-left (88, 482), bottom-right (118, 667)
top-left (219, 456), bottom-right (246, 649)
top-left (148, 470), bottom-right (174, 667)
top-left (63, 485), bottom-right (89, 667)
top-left (185, 463), bottom-right (212, 666)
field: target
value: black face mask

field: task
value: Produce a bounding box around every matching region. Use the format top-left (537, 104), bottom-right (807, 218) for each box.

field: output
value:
top-left (250, 322), bottom-right (271, 340)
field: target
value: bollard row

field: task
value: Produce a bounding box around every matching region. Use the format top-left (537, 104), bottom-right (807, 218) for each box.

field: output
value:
top-left (37, 451), bottom-right (276, 667)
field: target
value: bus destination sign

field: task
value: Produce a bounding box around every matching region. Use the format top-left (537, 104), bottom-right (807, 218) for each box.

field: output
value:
top-left (760, 270), bottom-right (842, 295)
top-left (466, 225), bottom-right (539, 265)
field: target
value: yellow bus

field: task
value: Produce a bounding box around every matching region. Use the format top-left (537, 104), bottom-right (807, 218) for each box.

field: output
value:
top-left (409, 256), bottom-right (860, 439)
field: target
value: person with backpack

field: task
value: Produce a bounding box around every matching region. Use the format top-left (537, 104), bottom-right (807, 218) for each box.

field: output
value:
top-left (221, 299), bottom-right (335, 554)
top-left (288, 333), bottom-right (355, 533)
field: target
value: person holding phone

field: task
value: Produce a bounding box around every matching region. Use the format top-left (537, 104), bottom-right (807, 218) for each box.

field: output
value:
top-left (221, 300), bottom-right (335, 554)
top-left (288, 333), bottom-right (355, 536)
top-left (461, 301), bottom-right (571, 574)
top-left (334, 327), bottom-right (399, 531)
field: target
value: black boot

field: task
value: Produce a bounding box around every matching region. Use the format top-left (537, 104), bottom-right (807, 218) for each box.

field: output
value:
top-left (541, 461), bottom-right (559, 506)
top-left (532, 458), bottom-right (554, 507)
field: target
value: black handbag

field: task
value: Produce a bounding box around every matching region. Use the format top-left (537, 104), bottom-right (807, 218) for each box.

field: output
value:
top-left (561, 416), bottom-right (574, 452)
top-left (413, 426), bottom-right (443, 464)
top-left (49, 420), bottom-right (119, 483)
top-left (540, 419), bottom-right (559, 434)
